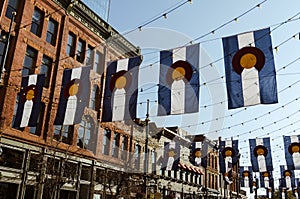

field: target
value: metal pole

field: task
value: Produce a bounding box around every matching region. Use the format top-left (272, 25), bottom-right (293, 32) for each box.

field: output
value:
top-left (143, 99), bottom-right (150, 197)
top-left (0, 11), bottom-right (16, 84)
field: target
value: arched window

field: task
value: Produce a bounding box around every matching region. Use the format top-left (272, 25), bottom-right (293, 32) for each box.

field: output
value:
top-left (77, 116), bottom-right (95, 150)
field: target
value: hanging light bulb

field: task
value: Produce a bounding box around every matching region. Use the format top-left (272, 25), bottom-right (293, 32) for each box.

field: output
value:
top-left (163, 13), bottom-right (167, 19)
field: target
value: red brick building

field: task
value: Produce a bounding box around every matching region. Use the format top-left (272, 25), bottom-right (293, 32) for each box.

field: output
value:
top-left (0, 0), bottom-right (141, 198)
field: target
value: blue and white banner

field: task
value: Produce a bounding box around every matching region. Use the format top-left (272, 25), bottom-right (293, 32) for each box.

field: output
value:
top-left (249, 137), bottom-right (273, 172)
top-left (102, 56), bottom-right (142, 122)
top-left (163, 141), bottom-right (180, 171)
top-left (189, 136), bottom-right (208, 167)
top-left (219, 139), bottom-right (239, 184)
top-left (222, 28), bottom-right (278, 109)
top-left (240, 166), bottom-right (252, 188)
top-left (13, 74), bottom-right (45, 128)
top-left (54, 66), bottom-right (90, 125)
top-left (158, 43), bottom-right (200, 116)
top-left (260, 171), bottom-right (273, 189)
top-left (280, 165), bottom-right (295, 189)
top-left (283, 135), bottom-right (300, 170)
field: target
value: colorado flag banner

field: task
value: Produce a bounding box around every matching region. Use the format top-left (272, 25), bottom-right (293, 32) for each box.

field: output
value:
top-left (280, 165), bottom-right (295, 189)
top-left (222, 28), bottom-right (278, 109)
top-left (162, 141), bottom-right (180, 171)
top-left (283, 135), bottom-right (300, 170)
top-left (249, 137), bottom-right (273, 172)
top-left (13, 74), bottom-right (45, 128)
top-left (102, 56), bottom-right (142, 122)
top-left (219, 139), bottom-right (239, 184)
top-left (158, 43), bottom-right (200, 116)
top-left (240, 166), bottom-right (253, 188)
top-left (260, 171), bottom-right (274, 189)
top-left (189, 136), bottom-right (208, 167)
top-left (54, 66), bottom-right (90, 125)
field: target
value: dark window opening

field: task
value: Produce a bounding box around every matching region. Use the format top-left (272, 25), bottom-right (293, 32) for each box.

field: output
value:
top-left (30, 7), bottom-right (44, 37)
top-left (53, 125), bottom-right (73, 144)
top-left (40, 55), bottom-right (52, 87)
top-left (66, 32), bottom-right (76, 57)
top-left (46, 18), bottom-right (58, 46)
top-left (22, 46), bottom-right (38, 77)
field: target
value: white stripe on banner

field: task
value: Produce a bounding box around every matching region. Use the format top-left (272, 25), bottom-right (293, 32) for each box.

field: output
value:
top-left (195, 142), bottom-right (202, 165)
top-left (238, 32), bottom-right (261, 106)
top-left (64, 68), bottom-right (82, 125)
top-left (256, 138), bottom-right (267, 172)
top-left (166, 142), bottom-right (175, 170)
top-left (291, 135), bottom-right (300, 169)
top-left (224, 140), bottom-right (233, 172)
top-left (264, 177), bottom-right (270, 188)
top-left (268, 191), bottom-right (272, 199)
top-left (282, 192), bottom-right (286, 199)
top-left (286, 176), bottom-right (292, 189)
top-left (171, 48), bottom-right (186, 114)
top-left (244, 177), bottom-right (249, 188)
top-left (20, 75), bottom-right (37, 127)
top-left (112, 59), bottom-right (129, 121)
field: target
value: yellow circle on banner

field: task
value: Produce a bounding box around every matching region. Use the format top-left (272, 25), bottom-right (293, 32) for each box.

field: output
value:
top-left (194, 150), bottom-right (202, 158)
top-left (284, 171), bottom-right (291, 177)
top-left (26, 89), bottom-right (35, 100)
top-left (225, 150), bottom-right (232, 157)
top-left (292, 145), bottom-right (300, 153)
top-left (240, 53), bottom-right (257, 69)
top-left (172, 67), bottom-right (185, 80)
top-left (168, 150), bottom-right (175, 157)
top-left (69, 84), bottom-right (79, 96)
top-left (115, 76), bottom-right (127, 89)
top-left (263, 172), bottom-right (269, 177)
top-left (257, 148), bottom-right (265, 155)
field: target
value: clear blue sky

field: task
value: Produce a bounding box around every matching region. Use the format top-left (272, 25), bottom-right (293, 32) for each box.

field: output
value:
top-left (107, 0), bottom-right (300, 194)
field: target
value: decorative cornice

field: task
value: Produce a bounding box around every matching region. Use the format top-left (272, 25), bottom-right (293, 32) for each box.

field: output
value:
top-left (53, 0), bottom-right (140, 57)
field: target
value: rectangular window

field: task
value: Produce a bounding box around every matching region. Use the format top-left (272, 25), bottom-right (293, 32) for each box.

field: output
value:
top-left (30, 7), bottom-right (44, 37)
top-left (40, 55), bottom-right (52, 87)
top-left (102, 129), bottom-right (111, 155)
top-left (5, 0), bottom-right (19, 20)
top-left (121, 136), bottom-right (128, 160)
top-left (22, 46), bottom-right (38, 77)
top-left (86, 45), bottom-right (94, 66)
top-left (54, 125), bottom-right (73, 144)
top-left (93, 51), bottom-right (104, 74)
top-left (112, 133), bottom-right (119, 158)
top-left (46, 18), bottom-right (58, 46)
top-left (66, 32), bottom-right (76, 57)
top-left (76, 38), bottom-right (85, 63)
top-left (134, 144), bottom-right (141, 170)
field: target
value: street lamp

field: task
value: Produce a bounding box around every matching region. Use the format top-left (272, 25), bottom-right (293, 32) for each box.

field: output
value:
top-left (133, 99), bottom-right (150, 198)
top-left (0, 11), bottom-right (16, 85)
